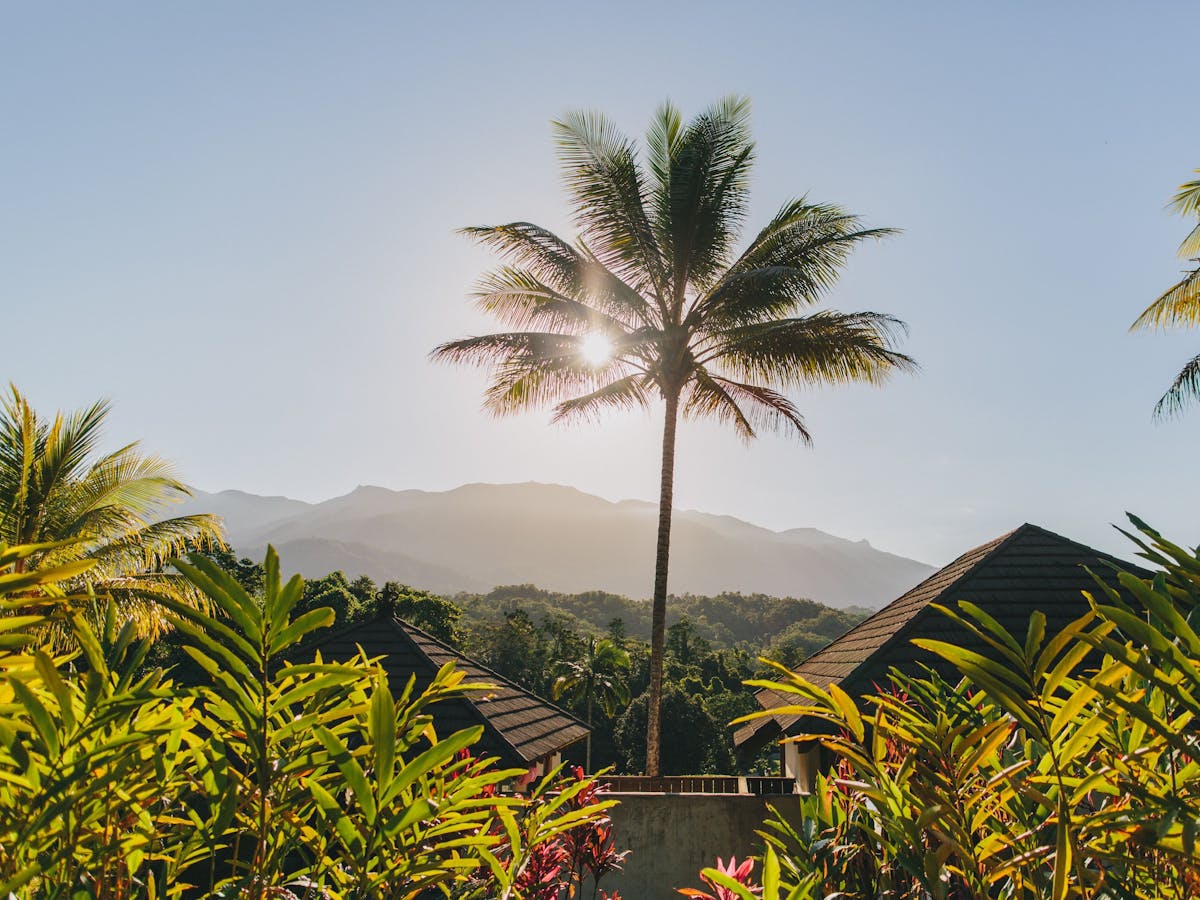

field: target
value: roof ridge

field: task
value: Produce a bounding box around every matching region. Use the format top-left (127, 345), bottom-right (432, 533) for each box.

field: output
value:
top-left (1006, 522), bottom-right (1152, 576)
top-left (311, 613), bottom-right (588, 765)
top-left (735, 524), bottom-right (1151, 755)
top-left (395, 616), bottom-right (590, 732)
top-left (378, 620), bottom-right (528, 763)
top-left (792, 526), bottom-right (1020, 675)
top-left (841, 527), bottom-right (1034, 689)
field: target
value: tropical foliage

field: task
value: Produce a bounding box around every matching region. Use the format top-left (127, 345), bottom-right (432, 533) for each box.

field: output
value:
top-left (184, 554), bottom-right (860, 776)
top-left (1131, 169), bottom-right (1200, 415)
top-left (553, 635), bottom-right (631, 771)
top-left (0, 385), bottom-right (222, 638)
top-left (455, 583), bottom-right (862, 657)
top-left (0, 541), bottom-right (617, 898)
top-left (434, 97), bottom-right (914, 774)
top-left (733, 516), bottom-right (1200, 899)
top-left (681, 852), bottom-right (820, 900)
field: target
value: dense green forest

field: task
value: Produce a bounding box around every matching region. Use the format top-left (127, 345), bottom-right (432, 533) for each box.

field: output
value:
top-left (159, 548), bottom-right (867, 775)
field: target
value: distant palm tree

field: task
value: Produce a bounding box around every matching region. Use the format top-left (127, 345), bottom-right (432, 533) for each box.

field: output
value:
top-left (433, 97), bottom-right (915, 775)
top-left (552, 635), bottom-right (631, 771)
top-left (1132, 169), bottom-right (1200, 416)
top-left (0, 385), bottom-right (223, 636)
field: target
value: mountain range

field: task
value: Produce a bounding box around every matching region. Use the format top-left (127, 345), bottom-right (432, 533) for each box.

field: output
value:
top-left (176, 482), bottom-right (935, 609)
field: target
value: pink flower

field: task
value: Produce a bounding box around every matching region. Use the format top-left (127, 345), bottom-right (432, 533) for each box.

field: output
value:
top-left (677, 856), bottom-right (759, 900)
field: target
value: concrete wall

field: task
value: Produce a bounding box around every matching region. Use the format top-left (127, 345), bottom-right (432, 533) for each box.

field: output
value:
top-left (602, 793), bottom-right (802, 899)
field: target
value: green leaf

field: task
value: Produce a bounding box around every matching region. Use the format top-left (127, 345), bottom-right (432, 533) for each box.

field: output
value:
top-left (9, 678), bottom-right (58, 757)
top-left (1051, 812), bottom-right (1070, 900)
top-left (315, 725), bottom-right (377, 821)
top-left (383, 726), bottom-right (484, 809)
top-left (1023, 610), bottom-right (1046, 664)
top-left (173, 555), bottom-right (262, 645)
top-left (269, 607), bottom-right (335, 655)
top-left (827, 683), bottom-right (864, 741)
top-left (370, 677), bottom-right (396, 788)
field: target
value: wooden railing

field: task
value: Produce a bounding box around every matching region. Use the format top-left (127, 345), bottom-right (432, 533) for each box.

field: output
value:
top-left (599, 775), bottom-right (797, 796)
top-left (745, 776), bottom-right (798, 796)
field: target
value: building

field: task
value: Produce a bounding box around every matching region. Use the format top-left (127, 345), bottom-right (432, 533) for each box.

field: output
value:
top-left (734, 523), bottom-right (1148, 790)
top-left (312, 612), bottom-right (589, 776)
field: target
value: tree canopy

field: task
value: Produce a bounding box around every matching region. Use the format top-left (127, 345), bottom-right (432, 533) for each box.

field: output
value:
top-left (0, 385), bottom-right (222, 637)
top-left (435, 97), bottom-right (913, 773)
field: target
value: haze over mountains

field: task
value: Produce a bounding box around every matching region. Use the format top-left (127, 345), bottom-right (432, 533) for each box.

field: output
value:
top-left (178, 483), bottom-right (935, 609)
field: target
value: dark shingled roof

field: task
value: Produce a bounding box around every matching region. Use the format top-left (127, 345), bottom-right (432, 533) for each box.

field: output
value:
top-left (312, 615), bottom-right (589, 767)
top-left (735, 523), bottom-right (1148, 754)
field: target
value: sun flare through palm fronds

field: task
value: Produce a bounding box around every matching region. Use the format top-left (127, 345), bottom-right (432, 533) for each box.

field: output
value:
top-left (433, 96), bottom-right (915, 775)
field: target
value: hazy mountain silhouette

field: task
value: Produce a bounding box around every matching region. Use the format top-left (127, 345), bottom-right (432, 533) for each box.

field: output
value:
top-left (179, 482), bottom-right (934, 608)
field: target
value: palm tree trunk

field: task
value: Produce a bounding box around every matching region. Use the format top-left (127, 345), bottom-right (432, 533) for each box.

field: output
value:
top-left (586, 692), bottom-right (593, 772)
top-left (645, 389), bottom-right (679, 778)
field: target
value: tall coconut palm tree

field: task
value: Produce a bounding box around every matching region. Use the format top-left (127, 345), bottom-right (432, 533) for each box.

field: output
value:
top-left (552, 635), bottom-right (631, 772)
top-left (1132, 169), bottom-right (1200, 416)
top-left (433, 97), bottom-right (915, 775)
top-left (0, 385), bottom-right (223, 637)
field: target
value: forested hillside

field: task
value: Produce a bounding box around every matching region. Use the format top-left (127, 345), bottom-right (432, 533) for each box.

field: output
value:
top-left (454, 584), bottom-right (868, 662)
top-left (160, 548), bottom-right (868, 775)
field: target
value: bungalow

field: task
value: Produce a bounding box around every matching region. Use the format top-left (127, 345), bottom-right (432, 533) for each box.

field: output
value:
top-left (311, 611), bottom-right (589, 777)
top-left (734, 523), bottom-right (1148, 791)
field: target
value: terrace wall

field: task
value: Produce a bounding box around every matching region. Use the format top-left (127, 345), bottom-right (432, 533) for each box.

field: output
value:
top-left (602, 792), bottom-right (804, 898)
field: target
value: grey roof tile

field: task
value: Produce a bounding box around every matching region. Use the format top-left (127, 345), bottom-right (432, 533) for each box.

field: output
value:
top-left (734, 524), bottom-right (1147, 751)
top-left (311, 615), bottom-right (589, 767)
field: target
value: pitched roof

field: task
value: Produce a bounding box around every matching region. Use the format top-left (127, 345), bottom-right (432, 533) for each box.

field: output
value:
top-left (312, 614), bottom-right (589, 767)
top-left (735, 523), bottom-right (1147, 753)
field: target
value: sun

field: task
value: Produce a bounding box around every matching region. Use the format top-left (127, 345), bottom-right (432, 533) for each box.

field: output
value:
top-left (580, 332), bottom-right (614, 366)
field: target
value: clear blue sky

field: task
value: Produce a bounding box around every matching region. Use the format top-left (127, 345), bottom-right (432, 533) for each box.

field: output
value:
top-left (6, 3), bottom-right (1199, 566)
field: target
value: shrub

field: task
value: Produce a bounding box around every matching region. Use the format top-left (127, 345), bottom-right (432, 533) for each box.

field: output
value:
top-left (0, 542), bottom-right (617, 898)
top-left (730, 516), bottom-right (1200, 899)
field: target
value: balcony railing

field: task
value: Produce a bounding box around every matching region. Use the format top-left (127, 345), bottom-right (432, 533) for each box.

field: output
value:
top-left (599, 775), bottom-right (797, 795)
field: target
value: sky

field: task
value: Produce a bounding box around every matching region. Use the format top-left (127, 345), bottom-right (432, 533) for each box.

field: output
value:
top-left (6, 3), bottom-right (1200, 567)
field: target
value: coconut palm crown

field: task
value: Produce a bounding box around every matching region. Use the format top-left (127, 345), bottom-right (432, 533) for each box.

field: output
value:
top-left (552, 635), bottom-right (631, 772)
top-left (1132, 169), bottom-right (1200, 416)
top-left (0, 385), bottom-right (224, 637)
top-left (433, 97), bottom-right (916, 776)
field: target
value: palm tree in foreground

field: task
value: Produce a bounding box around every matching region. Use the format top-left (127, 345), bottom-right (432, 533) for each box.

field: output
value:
top-left (433, 97), bottom-right (915, 776)
top-left (552, 635), bottom-right (631, 772)
top-left (1132, 169), bottom-right (1200, 416)
top-left (0, 385), bottom-right (224, 637)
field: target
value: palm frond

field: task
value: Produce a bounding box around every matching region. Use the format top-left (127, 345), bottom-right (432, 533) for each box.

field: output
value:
top-left (80, 573), bottom-right (212, 638)
top-left (0, 387), bottom-right (39, 544)
top-left (689, 265), bottom-right (830, 330)
top-left (1132, 266), bottom-right (1200, 331)
top-left (0, 388), bottom-right (221, 639)
top-left (470, 267), bottom-right (635, 335)
top-left (707, 312), bottom-right (917, 389)
top-left (1173, 169), bottom-right (1200, 258)
top-left (1171, 171), bottom-right (1200, 218)
top-left (461, 223), bottom-right (653, 327)
top-left (1, 387), bottom-right (114, 547)
top-left (1153, 352), bottom-right (1200, 419)
top-left (553, 110), bottom-right (667, 301)
top-left (1179, 222), bottom-right (1200, 260)
top-left (650, 95), bottom-right (755, 301)
top-left (431, 331), bottom-right (587, 368)
top-left (50, 515), bottom-right (224, 575)
top-left (645, 100), bottom-right (683, 201)
top-left (682, 369), bottom-right (754, 440)
top-left (684, 369), bottom-right (811, 443)
top-left (41, 449), bottom-right (190, 541)
top-left (693, 200), bottom-right (897, 327)
top-left (483, 359), bottom-right (635, 417)
top-left (33, 396), bottom-right (111, 499)
top-left (435, 326), bottom-right (665, 416)
top-left (551, 374), bottom-right (652, 424)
